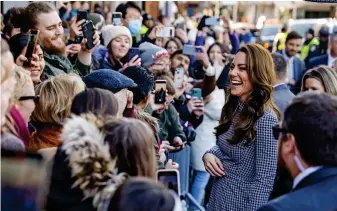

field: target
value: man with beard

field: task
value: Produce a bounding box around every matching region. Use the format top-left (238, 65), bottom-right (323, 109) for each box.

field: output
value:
top-left (279, 31), bottom-right (306, 94)
top-left (18, 2), bottom-right (100, 78)
top-left (258, 92), bottom-right (337, 211)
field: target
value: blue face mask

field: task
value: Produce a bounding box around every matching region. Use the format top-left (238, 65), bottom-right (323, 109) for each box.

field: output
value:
top-left (128, 20), bottom-right (142, 36)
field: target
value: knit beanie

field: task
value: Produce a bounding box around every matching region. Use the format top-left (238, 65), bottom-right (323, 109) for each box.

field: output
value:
top-left (139, 42), bottom-right (169, 68)
top-left (101, 25), bottom-right (132, 47)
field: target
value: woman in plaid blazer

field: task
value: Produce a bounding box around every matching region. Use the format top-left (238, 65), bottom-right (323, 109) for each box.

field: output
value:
top-left (203, 44), bottom-right (280, 211)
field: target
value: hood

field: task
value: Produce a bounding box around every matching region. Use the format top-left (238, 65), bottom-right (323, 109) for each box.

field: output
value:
top-left (61, 114), bottom-right (127, 211)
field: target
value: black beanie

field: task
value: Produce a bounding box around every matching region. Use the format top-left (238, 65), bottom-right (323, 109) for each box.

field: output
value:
top-left (8, 33), bottom-right (29, 61)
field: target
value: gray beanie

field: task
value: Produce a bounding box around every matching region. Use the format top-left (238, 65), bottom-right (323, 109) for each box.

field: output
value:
top-left (139, 42), bottom-right (169, 68)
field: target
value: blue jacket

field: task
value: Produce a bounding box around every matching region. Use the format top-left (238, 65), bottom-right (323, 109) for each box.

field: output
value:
top-left (273, 84), bottom-right (295, 116)
top-left (257, 167), bottom-right (337, 211)
top-left (307, 54), bottom-right (329, 70)
top-left (92, 45), bottom-right (123, 71)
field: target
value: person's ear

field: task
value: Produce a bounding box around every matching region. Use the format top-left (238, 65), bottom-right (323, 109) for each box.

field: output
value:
top-left (281, 133), bottom-right (296, 156)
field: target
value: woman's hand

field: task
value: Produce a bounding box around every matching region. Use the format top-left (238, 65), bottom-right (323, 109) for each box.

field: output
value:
top-left (148, 24), bottom-right (165, 40)
top-left (195, 46), bottom-right (210, 69)
top-left (165, 159), bottom-right (179, 169)
top-left (119, 55), bottom-right (141, 72)
top-left (69, 16), bottom-right (86, 41)
top-left (203, 153), bottom-right (225, 177)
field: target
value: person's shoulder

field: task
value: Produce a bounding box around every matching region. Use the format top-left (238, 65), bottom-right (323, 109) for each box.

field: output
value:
top-left (309, 54), bottom-right (328, 65)
top-left (257, 197), bottom-right (288, 211)
top-left (259, 107), bottom-right (278, 124)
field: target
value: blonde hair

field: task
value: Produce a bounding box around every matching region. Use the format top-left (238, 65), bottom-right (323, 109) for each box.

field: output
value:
top-left (12, 66), bottom-right (33, 101)
top-left (1, 40), bottom-right (13, 84)
top-left (301, 65), bottom-right (337, 96)
top-left (31, 74), bottom-right (85, 124)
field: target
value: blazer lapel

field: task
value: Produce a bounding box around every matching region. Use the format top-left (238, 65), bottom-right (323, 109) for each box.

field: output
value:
top-left (294, 167), bottom-right (337, 191)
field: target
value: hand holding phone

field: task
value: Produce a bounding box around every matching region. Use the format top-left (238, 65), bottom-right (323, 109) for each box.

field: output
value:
top-left (24, 29), bottom-right (40, 67)
top-left (128, 48), bottom-right (140, 62)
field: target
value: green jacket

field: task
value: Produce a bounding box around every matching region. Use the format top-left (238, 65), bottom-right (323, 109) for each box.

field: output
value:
top-left (43, 52), bottom-right (91, 78)
top-left (147, 104), bottom-right (187, 144)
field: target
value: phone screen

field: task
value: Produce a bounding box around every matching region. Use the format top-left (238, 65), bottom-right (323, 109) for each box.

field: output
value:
top-left (157, 170), bottom-right (180, 195)
top-left (77, 11), bottom-right (87, 23)
top-left (155, 80), bottom-right (167, 91)
top-left (205, 17), bottom-right (220, 26)
top-left (1, 150), bottom-right (44, 211)
top-left (113, 13), bottom-right (122, 26)
top-left (191, 88), bottom-right (202, 99)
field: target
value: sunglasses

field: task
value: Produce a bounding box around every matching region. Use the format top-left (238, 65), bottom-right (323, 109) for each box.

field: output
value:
top-left (18, 95), bottom-right (40, 102)
top-left (272, 124), bottom-right (288, 140)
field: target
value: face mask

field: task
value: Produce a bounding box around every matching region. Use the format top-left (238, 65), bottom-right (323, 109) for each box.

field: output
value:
top-left (293, 150), bottom-right (306, 172)
top-left (128, 20), bottom-right (142, 36)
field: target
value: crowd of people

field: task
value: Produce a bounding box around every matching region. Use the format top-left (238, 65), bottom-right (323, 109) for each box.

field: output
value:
top-left (1, 1), bottom-right (337, 211)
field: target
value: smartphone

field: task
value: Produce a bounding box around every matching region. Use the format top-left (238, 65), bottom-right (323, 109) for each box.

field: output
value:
top-left (77, 10), bottom-right (87, 23)
top-left (128, 48), bottom-right (140, 61)
top-left (155, 80), bottom-right (167, 104)
top-left (82, 20), bottom-right (95, 50)
top-left (174, 67), bottom-right (184, 89)
top-left (24, 29), bottom-right (40, 67)
top-left (156, 27), bottom-right (175, 38)
top-left (205, 17), bottom-right (220, 26)
top-left (190, 88), bottom-right (202, 99)
top-left (156, 169), bottom-right (181, 196)
top-left (1, 149), bottom-right (44, 211)
top-left (182, 45), bottom-right (203, 56)
top-left (112, 12), bottom-right (122, 26)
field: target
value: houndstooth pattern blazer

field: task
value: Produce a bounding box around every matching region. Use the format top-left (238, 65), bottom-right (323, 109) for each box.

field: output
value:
top-left (205, 102), bottom-right (278, 211)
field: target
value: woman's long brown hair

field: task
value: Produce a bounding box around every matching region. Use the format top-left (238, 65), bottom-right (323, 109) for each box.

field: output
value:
top-left (215, 44), bottom-right (280, 144)
top-left (103, 117), bottom-right (156, 179)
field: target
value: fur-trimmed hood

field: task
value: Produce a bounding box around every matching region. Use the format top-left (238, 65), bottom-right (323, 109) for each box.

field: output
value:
top-left (61, 114), bottom-right (127, 211)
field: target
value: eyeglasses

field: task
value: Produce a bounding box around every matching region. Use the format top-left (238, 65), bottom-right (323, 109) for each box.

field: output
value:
top-left (125, 15), bottom-right (143, 21)
top-left (18, 95), bottom-right (40, 102)
top-left (272, 124), bottom-right (288, 140)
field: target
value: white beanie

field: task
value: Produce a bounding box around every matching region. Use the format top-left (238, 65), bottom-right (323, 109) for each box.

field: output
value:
top-left (101, 25), bottom-right (132, 47)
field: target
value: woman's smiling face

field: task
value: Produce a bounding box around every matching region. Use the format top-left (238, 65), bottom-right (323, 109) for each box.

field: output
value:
top-left (229, 51), bottom-right (253, 102)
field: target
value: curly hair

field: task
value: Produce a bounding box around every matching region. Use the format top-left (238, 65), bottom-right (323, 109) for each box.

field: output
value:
top-left (215, 44), bottom-right (280, 143)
